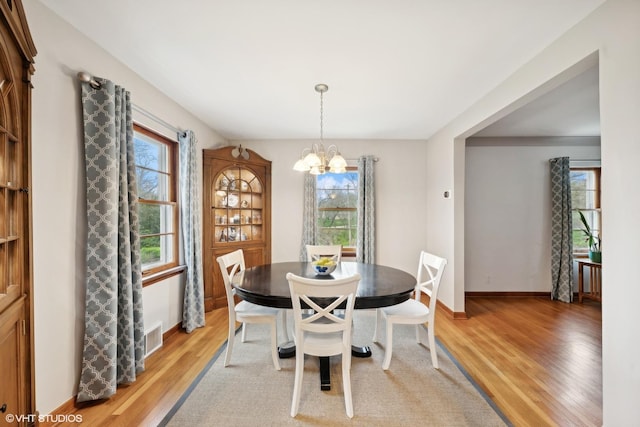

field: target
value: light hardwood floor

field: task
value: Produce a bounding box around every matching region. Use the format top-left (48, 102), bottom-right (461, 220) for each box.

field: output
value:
top-left (50, 297), bottom-right (602, 426)
top-left (438, 297), bottom-right (602, 427)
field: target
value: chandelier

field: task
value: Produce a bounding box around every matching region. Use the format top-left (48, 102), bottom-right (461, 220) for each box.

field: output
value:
top-left (293, 84), bottom-right (347, 175)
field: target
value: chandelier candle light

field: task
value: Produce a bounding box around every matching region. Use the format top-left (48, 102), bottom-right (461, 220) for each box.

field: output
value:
top-left (293, 84), bottom-right (347, 175)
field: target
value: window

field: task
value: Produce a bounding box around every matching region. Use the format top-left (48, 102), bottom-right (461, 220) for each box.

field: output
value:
top-left (316, 168), bottom-right (358, 256)
top-left (570, 167), bottom-right (601, 254)
top-left (133, 124), bottom-right (179, 276)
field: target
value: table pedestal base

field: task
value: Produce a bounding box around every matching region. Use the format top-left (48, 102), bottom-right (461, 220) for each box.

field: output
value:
top-left (278, 342), bottom-right (295, 358)
top-left (320, 357), bottom-right (331, 390)
top-left (352, 345), bottom-right (372, 358)
top-left (280, 344), bottom-right (372, 390)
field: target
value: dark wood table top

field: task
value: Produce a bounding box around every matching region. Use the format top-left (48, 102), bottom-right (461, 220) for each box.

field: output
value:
top-left (232, 261), bottom-right (416, 309)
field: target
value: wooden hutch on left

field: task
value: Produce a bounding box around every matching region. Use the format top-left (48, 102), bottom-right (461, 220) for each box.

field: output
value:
top-left (0, 0), bottom-right (37, 422)
top-left (202, 147), bottom-right (271, 311)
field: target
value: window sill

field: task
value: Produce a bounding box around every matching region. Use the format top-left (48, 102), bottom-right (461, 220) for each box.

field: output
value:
top-left (142, 265), bottom-right (186, 287)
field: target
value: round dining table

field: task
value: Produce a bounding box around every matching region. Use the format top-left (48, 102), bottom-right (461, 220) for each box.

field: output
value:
top-left (231, 261), bottom-right (416, 390)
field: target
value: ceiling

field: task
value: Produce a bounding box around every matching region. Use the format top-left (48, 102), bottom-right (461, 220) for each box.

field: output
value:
top-left (38, 0), bottom-right (604, 140)
top-left (473, 63), bottom-right (600, 137)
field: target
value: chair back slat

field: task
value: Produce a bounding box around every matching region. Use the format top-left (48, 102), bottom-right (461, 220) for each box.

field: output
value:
top-left (305, 244), bottom-right (343, 263)
top-left (286, 273), bottom-right (360, 336)
top-left (217, 249), bottom-right (245, 310)
top-left (414, 251), bottom-right (447, 310)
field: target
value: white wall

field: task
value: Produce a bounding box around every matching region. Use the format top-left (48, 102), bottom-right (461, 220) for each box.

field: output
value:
top-left (25, 0), bottom-right (226, 414)
top-left (426, 0), bottom-right (640, 423)
top-left (240, 139), bottom-right (429, 275)
top-left (465, 137), bottom-right (600, 292)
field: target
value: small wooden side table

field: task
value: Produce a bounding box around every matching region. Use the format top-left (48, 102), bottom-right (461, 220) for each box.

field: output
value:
top-left (575, 258), bottom-right (602, 303)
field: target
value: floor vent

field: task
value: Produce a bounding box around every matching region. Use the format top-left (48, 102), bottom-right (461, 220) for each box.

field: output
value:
top-left (144, 322), bottom-right (163, 358)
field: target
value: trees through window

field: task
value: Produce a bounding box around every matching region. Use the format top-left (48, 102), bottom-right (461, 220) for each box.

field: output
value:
top-left (133, 124), bottom-right (179, 276)
top-left (316, 168), bottom-right (358, 256)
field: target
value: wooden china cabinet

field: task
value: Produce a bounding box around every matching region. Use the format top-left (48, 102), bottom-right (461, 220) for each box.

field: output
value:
top-left (203, 147), bottom-right (271, 311)
top-left (0, 0), bottom-right (37, 423)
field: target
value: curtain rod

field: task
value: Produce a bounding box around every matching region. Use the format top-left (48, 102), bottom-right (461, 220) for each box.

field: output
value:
top-left (347, 157), bottom-right (379, 162)
top-left (549, 158), bottom-right (601, 162)
top-left (132, 104), bottom-right (184, 136)
top-left (77, 71), bottom-right (184, 136)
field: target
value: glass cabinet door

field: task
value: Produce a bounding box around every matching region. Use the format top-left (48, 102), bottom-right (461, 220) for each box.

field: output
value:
top-left (212, 166), bottom-right (264, 244)
top-left (203, 146), bottom-right (271, 310)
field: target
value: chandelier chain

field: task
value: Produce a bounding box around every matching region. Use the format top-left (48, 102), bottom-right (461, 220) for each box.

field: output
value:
top-left (319, 89), bottom-right (324, 141)
top-left (293, 83), bottom-right (346, 175)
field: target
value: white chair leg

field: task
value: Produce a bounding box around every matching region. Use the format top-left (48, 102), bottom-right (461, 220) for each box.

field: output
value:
top-left (225, 319), bottom-right (235, 367)
top-left (270, 321), bottom-right (281, 370)
top-left (280, 310), bottom-right (291, 343)
top-left (382, 321), bottom-right (394, 370)
top-left (427, 323), bottom-right (439, 369)
top-left (342, 353), bottom-right (354, 418)
top-left (241, 322), bottom-right (247, 342)
top-left (291, 350), bottom-right (304, 417)
top-left (415, 324), bottom-right (422, 344)
top-left (372, 309), bottom-right (382, 343)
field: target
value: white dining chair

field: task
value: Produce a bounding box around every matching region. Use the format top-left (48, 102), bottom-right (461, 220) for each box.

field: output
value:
top-left (286, 272), bottom-right (361, 418)
top-left (372, 251), bottom-right (447, 370)
top-left (217, 249), bottom-right (281, 370)
top-left (305, 244), bottom-right (343, 263)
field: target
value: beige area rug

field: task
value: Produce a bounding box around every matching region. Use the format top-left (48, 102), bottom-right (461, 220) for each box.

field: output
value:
top-left (161, 310), bottom-right (510, 427)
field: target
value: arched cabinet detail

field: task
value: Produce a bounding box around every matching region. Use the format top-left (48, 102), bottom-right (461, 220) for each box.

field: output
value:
top-left (203, 147), bottom-right (271, 310)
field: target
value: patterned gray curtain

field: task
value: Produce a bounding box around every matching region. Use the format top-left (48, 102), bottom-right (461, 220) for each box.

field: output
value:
top-left (179, 130), bottom-right (205, 332)
top-left (356, 155), bottom-right (376, 263)
top-left (78, 77), bottom-right (145, 402)
top-left (299, 173), bottom-right (318, 260)
top-left (550, 157), bottom-right (573, 302)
